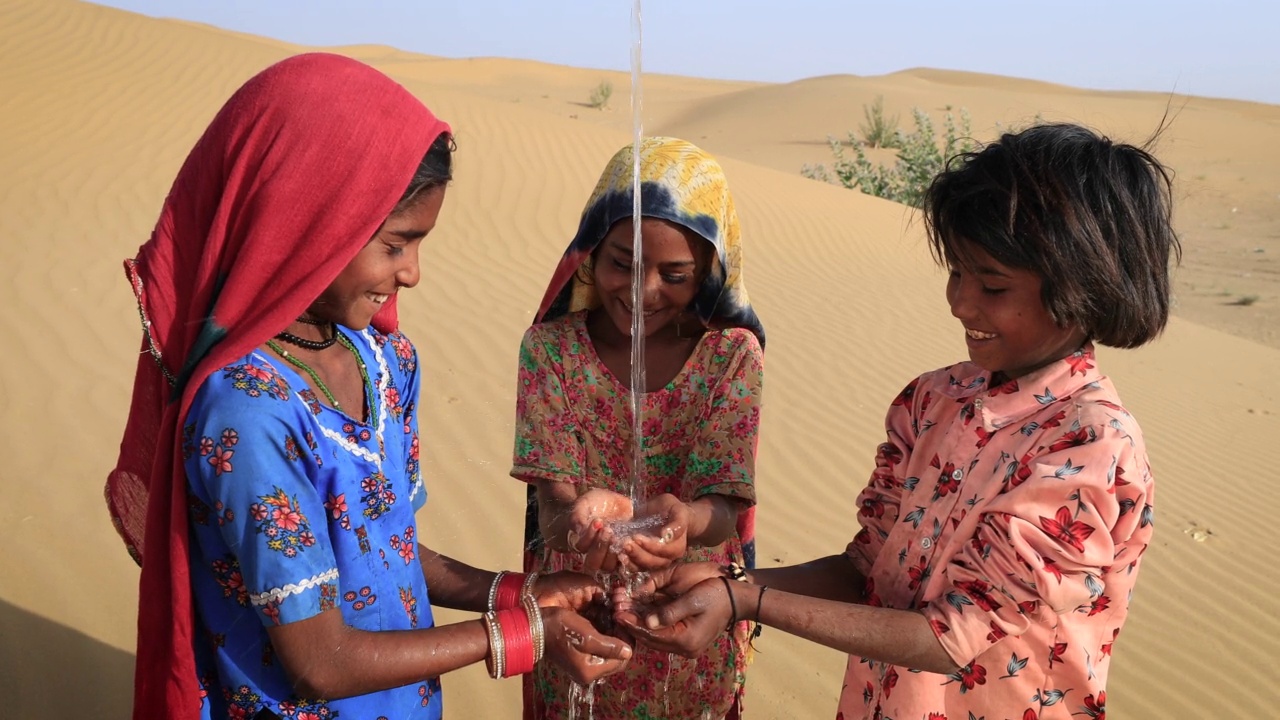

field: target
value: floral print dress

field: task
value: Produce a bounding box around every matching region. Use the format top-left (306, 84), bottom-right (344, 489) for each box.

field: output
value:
top-left (512, 311), bottom-right (764, 720)
top-left (184, 327), bottom-right (442, 720)
top-left (839, 347), bottom-right (1154, 720)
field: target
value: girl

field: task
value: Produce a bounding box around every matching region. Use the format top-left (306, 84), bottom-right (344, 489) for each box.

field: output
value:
top-left (511, 137), bottom-right (766, 719)
top-left (105, 54), bottom-right (630, 720)
top-left (621, 123), bottom-right (1178, 720)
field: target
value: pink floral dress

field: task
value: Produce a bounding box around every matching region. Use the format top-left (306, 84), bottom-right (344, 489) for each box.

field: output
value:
top-left (840, 347), bottom-right (1153, 720)
top-left (512, 311), bottom-right (764, 719)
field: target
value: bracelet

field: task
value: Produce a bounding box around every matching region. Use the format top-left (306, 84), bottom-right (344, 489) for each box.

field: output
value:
top-left (523, 594), bottom-right (546, 665)
top-left (487, 572), bottom-right (505, 613)
top-left (481, 611), bottom-right (504, 680)
top-left (497, 607), bottom-right (536, 677)
top-left (521, 571), bottom-right (539, 603)
top-left (723, 562), bottom-right (748, 581)
top-left (720, 576), bottom-right (738, 632)
top-left (755, 585), bottom-right (769, 622)
top-left (494, 571), bottom-right (526, 612)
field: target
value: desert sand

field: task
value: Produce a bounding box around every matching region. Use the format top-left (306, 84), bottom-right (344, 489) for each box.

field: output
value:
top-left (1, 0), bottom-right (1277, 717)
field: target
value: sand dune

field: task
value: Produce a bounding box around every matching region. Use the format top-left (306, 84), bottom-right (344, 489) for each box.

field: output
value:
top-left (2, 0), bottom-right (1278, 717)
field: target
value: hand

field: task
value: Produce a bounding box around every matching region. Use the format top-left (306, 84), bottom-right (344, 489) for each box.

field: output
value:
top-left (619, 494), bottom-right (690, 571)
top-left (541, 606), bottom-right (633, 685)
top-left (613, 577), bottom-right (734, 657)
top-left (613, 561), bottom-right (723, 608)
top-left (568, 489), bottom-right (634, 573)
top-left (532, 571), bottom-right (606, 611)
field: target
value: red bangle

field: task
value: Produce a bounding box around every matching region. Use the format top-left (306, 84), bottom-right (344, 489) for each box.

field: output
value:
top-left (497, 607), bottom-right (535, 677)
top-left (495, 572), bottom-right (525, 611)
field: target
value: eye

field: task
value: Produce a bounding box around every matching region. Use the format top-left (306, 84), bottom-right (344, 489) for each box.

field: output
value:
top-left (611, 257), bottom-right (631, 271)
top-left (981, 285), bottom-right (1007, 296)
top-left (661, 273), bottom-right (691, 284)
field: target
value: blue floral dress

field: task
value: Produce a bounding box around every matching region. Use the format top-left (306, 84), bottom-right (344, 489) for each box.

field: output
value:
top-left (183, 327), bottom-right (442, 720)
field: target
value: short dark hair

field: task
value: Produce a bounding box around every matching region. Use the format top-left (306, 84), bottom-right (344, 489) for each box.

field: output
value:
top-left (924, 123), bottom-right (1181, 349)
top-left (396, 131), bottom-right (455, 209)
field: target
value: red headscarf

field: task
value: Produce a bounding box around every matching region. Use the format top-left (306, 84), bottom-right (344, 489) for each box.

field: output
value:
top-left (104, 53), bottom-right (450, 719)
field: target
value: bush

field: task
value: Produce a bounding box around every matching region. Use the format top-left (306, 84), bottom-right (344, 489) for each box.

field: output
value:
top-left (803, 105), bottom-right (979, 208)
top-left (859, 95), bottom-right (900, 149)
top-left (588, 80), bottom-right (613, 110)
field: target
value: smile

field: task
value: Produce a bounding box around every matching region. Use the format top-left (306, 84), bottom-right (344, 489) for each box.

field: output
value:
top-left (621, 302), bottom-right (660, 318)
top-left (965, 328), bottom-right (997, 340)
top-left (368, 293), bottom-right (390, 304)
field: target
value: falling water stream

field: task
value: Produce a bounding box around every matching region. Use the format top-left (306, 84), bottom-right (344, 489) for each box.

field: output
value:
top-left (567, 3), bottom-right (656, 718)
top-left (626, 0), bottom-right (646, 510)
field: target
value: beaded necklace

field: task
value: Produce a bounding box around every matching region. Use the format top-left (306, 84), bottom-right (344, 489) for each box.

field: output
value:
top-left (266, 332), bottom-right (377, 430)
top-left (276, 322), bottom-right (338, 351)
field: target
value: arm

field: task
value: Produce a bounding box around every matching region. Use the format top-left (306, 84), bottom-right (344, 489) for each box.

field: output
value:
top-left (922, 416), bottom-right (1149, 668)
top-left (750, 554), bottom-right (866, 604)
top-left (416, 544), bottom-right (495, 613)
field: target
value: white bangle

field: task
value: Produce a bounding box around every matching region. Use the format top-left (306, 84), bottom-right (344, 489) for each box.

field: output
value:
top-left (487, 571), bottom-right (506, 613)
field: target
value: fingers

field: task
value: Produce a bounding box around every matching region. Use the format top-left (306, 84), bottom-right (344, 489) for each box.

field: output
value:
top-left (580, 525), bottom-right (617, 575)
top-left (547, 610), bottom-right (634, 684)
top-left (623, 533), bottom-right (683, 570)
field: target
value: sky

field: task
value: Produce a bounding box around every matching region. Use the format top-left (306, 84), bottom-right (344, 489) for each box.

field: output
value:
top-left (94, 0), bottom-right (1280, 105)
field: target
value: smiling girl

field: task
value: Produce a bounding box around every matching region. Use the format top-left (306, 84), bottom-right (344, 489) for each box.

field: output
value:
top-left (105, 54), bottom-right (630, 720)
top-left (511, 137), bottom-right (766, 719)
top-left (620, 123), bottom-right (1180, 720)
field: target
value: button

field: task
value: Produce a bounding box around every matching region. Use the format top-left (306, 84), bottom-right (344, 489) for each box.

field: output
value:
top-left (952, 469), bottom-right (964, 480)
top-left (921, 537), bottom-right (933, 550)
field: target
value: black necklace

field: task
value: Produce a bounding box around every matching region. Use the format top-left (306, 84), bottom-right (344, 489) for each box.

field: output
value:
top-left (295, 315), bottom-right (329, 326)
top-left (276, 322), bottom-right (338, 351)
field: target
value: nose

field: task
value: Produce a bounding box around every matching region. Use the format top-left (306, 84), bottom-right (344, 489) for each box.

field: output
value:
top-left (947, 273), bottom-right (973, 321)
top-left (397, 246), bottom-right (421, 289)
top-left (642, 270), bottom-right (663, 306)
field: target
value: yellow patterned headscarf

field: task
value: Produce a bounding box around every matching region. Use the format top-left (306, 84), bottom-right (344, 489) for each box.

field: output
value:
top-left (534, 136), bottom-right (764, 346)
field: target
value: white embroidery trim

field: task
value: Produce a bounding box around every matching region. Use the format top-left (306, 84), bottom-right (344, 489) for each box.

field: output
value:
top-left (284, 329), bottom-right (393, 472)
top-left (250, 567), bottom-right (339, 606)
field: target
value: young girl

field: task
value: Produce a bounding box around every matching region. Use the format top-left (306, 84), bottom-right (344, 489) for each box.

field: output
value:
top-left (621, 123), bottom-right (1178, 720)
top-left (104, 54), bottom-right (630, 720)
top-left (511, 137), bottom-right (766, 719)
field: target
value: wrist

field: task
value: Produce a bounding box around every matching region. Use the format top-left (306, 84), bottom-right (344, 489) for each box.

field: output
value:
top-left (687, 498), bottom-right (712, 545)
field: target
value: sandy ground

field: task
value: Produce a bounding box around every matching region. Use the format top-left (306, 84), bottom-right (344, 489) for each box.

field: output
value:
top-left (1, 0), bottom-right (1277, 717)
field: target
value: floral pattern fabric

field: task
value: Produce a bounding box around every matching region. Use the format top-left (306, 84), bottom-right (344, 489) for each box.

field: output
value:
top-left (512, 311), bottom-right (763, 719)
top-left (184, 327), bottom-right (442, 720)
top-left (839, 347), bottom-right (1154, 720)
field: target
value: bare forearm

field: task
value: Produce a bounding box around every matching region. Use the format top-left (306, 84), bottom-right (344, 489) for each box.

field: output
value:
top-left (271, 612), bottom-right (490, 700)
top-left (687, 496), bottom-right (739, 548)
top-left (749, 554), bottom-right (867, 604)
top-left (737, 584), bottom-right (957, 674)
top-left (537, 494), bottom-right (575, 552)
top-left (418, 544), bottom-right (495, 613)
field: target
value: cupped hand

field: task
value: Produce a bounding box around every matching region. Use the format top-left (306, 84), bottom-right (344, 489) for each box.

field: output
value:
top-left (619, 494), bottom-right (691, 571)
top-left (541, 606), bottom-right (634, 685)
top-left (568, 488), bottom-right (634, 573)
top-left (532, 571), bottom-right (606, 610)
top-left (613, 577), bottom-right (734, 658)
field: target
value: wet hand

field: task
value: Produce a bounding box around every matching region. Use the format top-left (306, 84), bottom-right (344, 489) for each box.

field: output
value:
top-left (620, 494), bottom-right (690, 571)
top-left (541, 606), bottom-right (634, 685)
top-left (614, 577), bottom-right (733, 657)
top-left (568, 489), bottom-right (633, 573)
top-left (532, 571), bottom-right (606, 611)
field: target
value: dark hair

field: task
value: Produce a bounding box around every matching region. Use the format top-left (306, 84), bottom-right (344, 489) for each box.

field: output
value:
top-left (395, 131), bottom-right (455, 210)
top-left (924, 123), bottom-right (1181, 349)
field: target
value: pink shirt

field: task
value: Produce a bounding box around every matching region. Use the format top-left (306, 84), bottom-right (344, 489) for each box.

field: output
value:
top-left (840, 347), bottom-right (1152, 720)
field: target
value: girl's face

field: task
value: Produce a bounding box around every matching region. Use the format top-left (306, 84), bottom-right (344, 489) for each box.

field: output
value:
top-left (946, 244), bottom-right (1087, 379)
top-left (308, 187), bottom-right (446, 329)
top-left (592, 217), bottom-right (710, 339)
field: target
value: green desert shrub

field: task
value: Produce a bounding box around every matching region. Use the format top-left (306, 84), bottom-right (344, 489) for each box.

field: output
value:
top-left (803, 104), bottom-right (979, 208)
